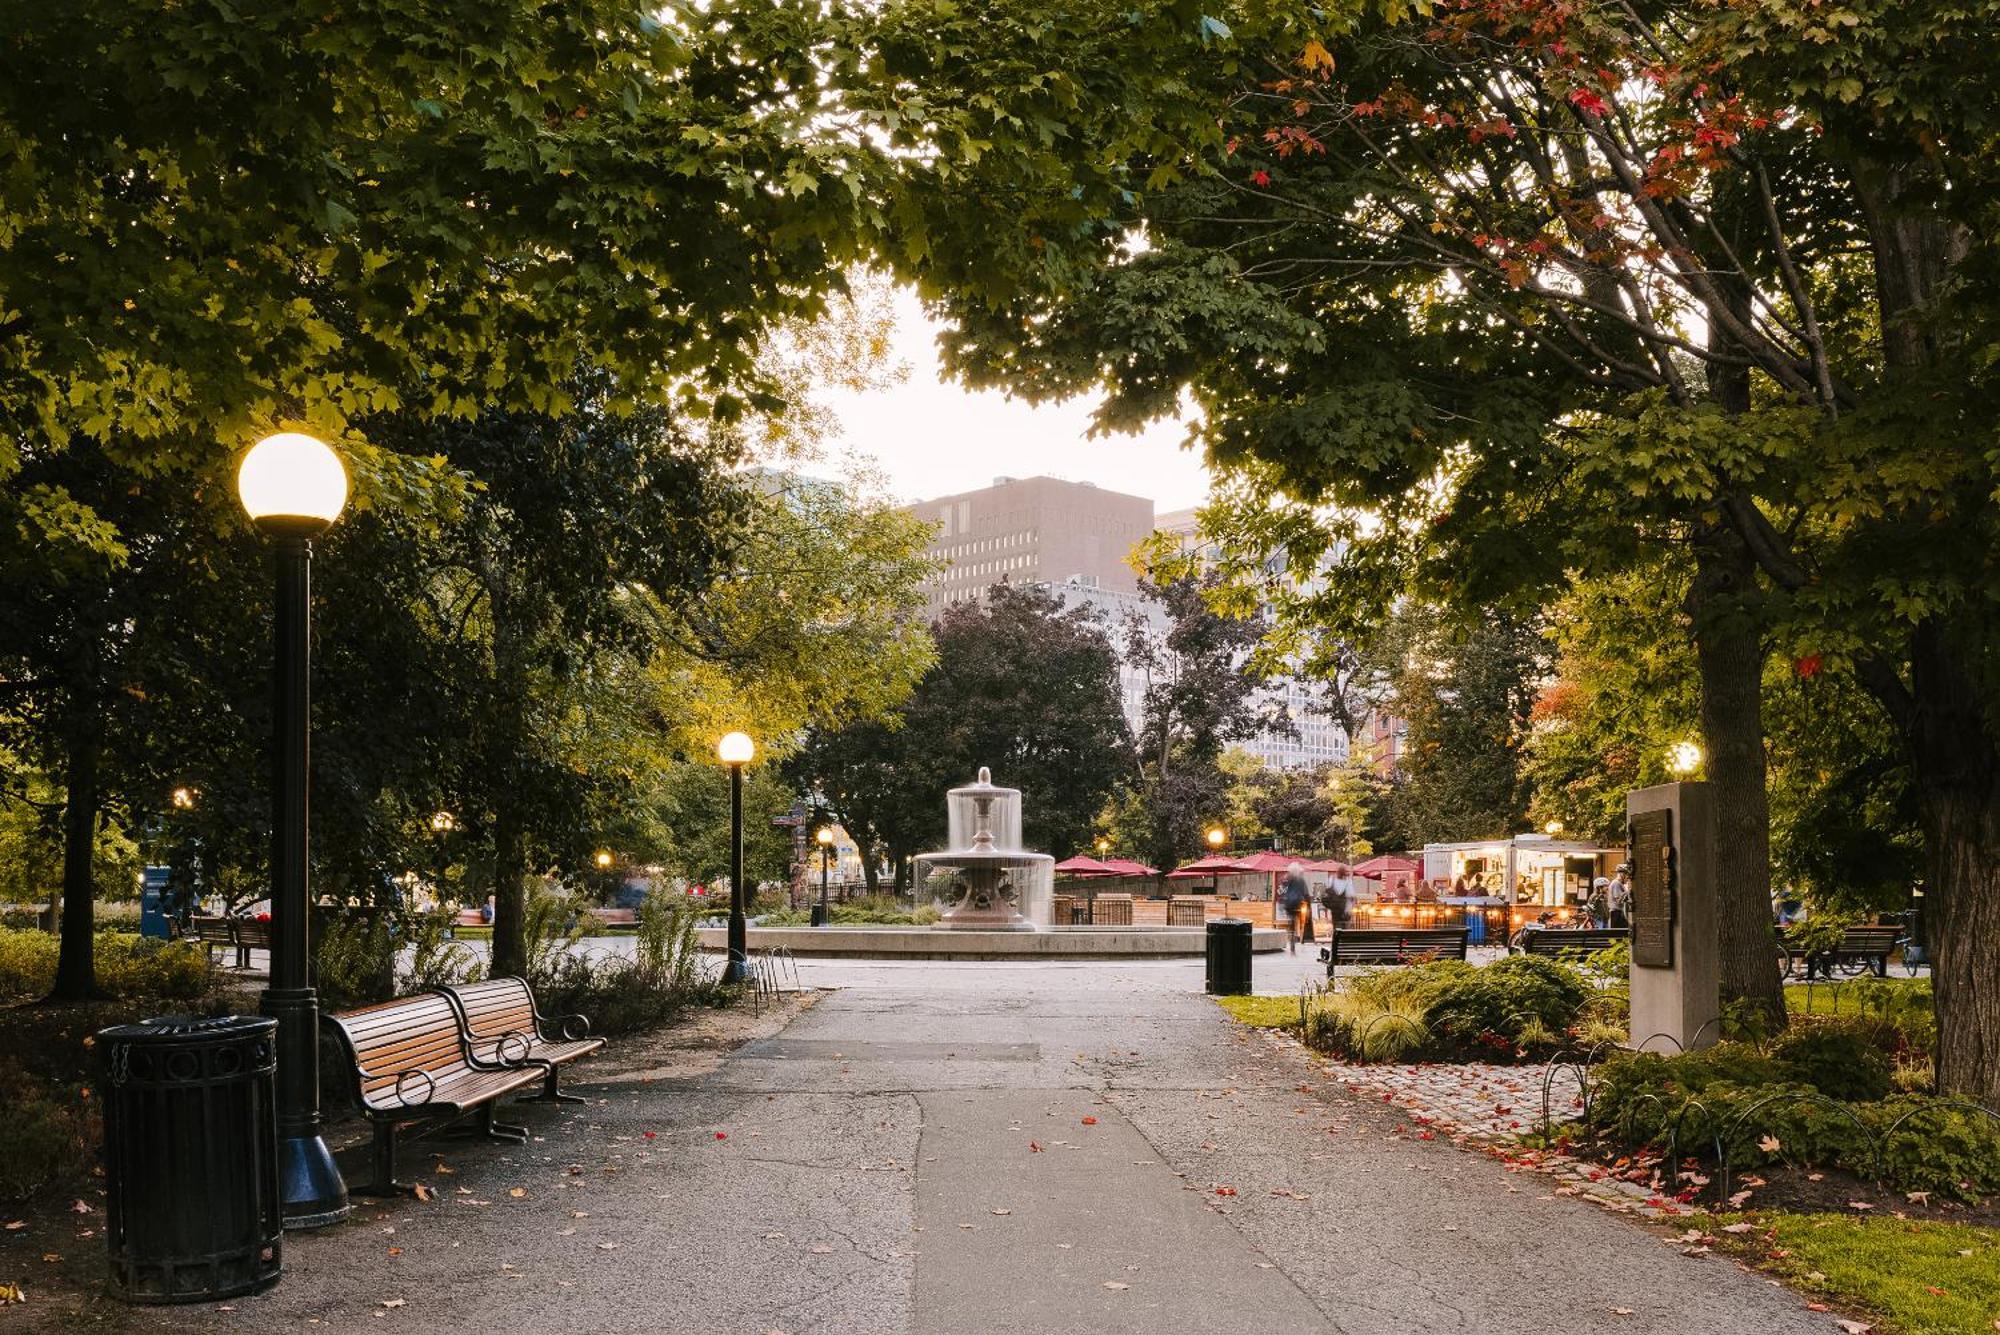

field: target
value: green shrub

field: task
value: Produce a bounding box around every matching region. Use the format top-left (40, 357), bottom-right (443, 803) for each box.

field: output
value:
top-left (1423, 955), bottom-right (1589, 1048)
top-left (527, 892), bottom-right (730, 1037)
top-left (1773, 1023), bottom-right (1895, 1102)
top-left (312, 914), bottom-right (398, 1012)
top-left (0, 928), bottom-right (212, 1001)
top-left (1581, 1045), bottom-right (2000, 1201)
top-left (0, 925), bottom-right (58, 997)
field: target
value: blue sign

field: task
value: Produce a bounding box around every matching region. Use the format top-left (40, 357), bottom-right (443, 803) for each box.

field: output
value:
top-left (140, 866), bottom-right (172, 940)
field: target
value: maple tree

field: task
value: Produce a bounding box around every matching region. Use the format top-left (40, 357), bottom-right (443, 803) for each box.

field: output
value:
top-left (930, 0), bottom-right (2000, 1098)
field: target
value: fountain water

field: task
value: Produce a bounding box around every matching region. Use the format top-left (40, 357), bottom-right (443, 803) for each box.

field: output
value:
top-left (913, 768), bottom-right (1054, 930)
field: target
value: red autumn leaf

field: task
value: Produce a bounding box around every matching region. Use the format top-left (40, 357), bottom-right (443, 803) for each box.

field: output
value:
top-left (642, 1131), bottom-right (657, 1140)
top-left (714, 1131), bottom-right (728, 1140)
top-left (1081, 1116), bottom-right (1098, 1126)
top-left (1250, 170), bottom-right (1271, 187)
top-left (1795, 654), bottom-right (1822, 679)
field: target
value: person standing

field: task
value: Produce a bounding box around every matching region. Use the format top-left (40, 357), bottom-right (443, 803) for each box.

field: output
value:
top-left (1320, 875), bottom-right (1352, 934)
top-left (1607, 865), bottom-right (1633, 928)
top-left (1279, 864), bottom-right (1311, 954)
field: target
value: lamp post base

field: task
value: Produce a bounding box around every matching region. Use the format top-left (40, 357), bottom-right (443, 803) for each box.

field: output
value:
top-left (276, 1132), bottom-right (351, 1229)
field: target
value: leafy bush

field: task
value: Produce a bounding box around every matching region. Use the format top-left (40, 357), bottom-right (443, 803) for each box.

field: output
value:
top-left (1772, 1023), bottom-right (1895, 1103)
top-left (759, 894), bottom-right (933, 926)
top-left (527, 892), bottom-right (730, 1037)
top-left (312, 913), bottom-right (398, 1012)
top-left (1422, 955), bottom-right (1589, 1048)
top-left (0, 928), bottom-right (211, 1001)
top-left (1582, 1044), bottom-right (2000, 1200)
top-left (1295, 955), bottom-right (1595, 1062)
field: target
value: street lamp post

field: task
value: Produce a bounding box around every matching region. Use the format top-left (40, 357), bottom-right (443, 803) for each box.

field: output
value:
top-left (718, 731), bottom-right (755, 984)
top-left (236, 431), bottom-right (351, 1230)
top-left (814, 826), bottom-right (834, 927)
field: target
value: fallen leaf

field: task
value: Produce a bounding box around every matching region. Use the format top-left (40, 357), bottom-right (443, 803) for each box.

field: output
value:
top-left (1835, 1321), bottom-right (1873, 1334)
top-left (714, 1132), bottom-right (728, 1140)
top-left (991, 1208), bottom-right (1011, 1216)
top-left (412, 1184), bottom-right (435, 1202)
top-left (0, 1283), bottom-right (22, 1304)
top-left (810, 1245), bottom-right (834, 1255)
top-left (380, 1298), bottom-right (406, 1309)
top-left (1029, 1142), bottom-right (1043, 1153)
top-left (1905, 1191), bottom-right (1931, 1205)
top-left (596, 1242), bottom-right (620, 1251)
top-left (1847, 1201), bottom-right (1876, 1212)
top-left (1720, 1223), bottom-right (1757, 1234)
top-left (69, 1201), bottom-right (91, 1215)
top-left (1081, 1117), bottom-right (1098, 1126)
top-left (1610, 1308), bottom-right (1634, 1317)
top-left (387, 1247), bottom-right (402, 1257)
top-left (508, 1188), bottom-right (526, 1199)
top-left (1102, 1281), bottom-right (1129, 1291)
top-left (2, 1222), bottom-right (22, 1232)
top-left (1756, 1135), bottom-right (1781, 1154)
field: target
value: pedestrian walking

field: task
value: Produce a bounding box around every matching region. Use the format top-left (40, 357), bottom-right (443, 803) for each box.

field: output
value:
top-left (1279, 864), bottom-right (1311, 954)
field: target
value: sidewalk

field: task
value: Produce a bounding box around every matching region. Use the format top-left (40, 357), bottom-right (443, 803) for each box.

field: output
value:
top-left (44, 962), bottom-right (1844, 1334)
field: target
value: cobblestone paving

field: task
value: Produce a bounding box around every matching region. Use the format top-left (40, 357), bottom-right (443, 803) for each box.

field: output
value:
top-left (1250, 1028), bottom-right (1697, 1222)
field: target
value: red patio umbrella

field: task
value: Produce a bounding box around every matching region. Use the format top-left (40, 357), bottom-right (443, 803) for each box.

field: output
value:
top-left (1166, 855), bottom-right (1257, 879)
top-left (1233, 851), bottom-right (1298, 873)
top-left (1053, 855), bottom-right (1118, 877)
top-left (1099, 858), bottom-right (1158, 877)
top-left (1303, 858), bottom-right (1353, 875)
top-left (1354, 854), bottom-right (1419, 878)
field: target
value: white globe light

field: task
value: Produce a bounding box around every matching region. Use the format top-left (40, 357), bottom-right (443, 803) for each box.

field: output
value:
top-left (237, 432), bottom-right (349, 528)
top-left (717, 731), bottom-right (756, 765)
top-left (1667, 740), bottom-right (1704, 776)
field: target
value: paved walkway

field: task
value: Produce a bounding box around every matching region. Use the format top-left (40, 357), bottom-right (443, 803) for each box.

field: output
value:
top-left (141, 961), bottom-right (1838, 1334)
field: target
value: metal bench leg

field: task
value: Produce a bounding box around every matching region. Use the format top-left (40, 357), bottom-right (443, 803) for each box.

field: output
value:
top-left (478, 1102), bottom-right (530, 1143)
top-left (527, 1065), bottom-right (585, 1105)
top-left (351, 1120), bottom-right (418, 1198)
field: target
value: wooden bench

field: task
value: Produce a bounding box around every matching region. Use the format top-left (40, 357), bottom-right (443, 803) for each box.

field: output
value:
top-left (323, 993), bottom-right (546, 1196)
top-left (584, 907), bottom-right (638, 931)
top-left (1519, 927), bottom-right (1630, 959)
top-left (188, 915), bottom-right (269, 968)
top-left (1320, 928), bottom-right (1470, 983)
top-left (439, 977), bottom-right (604, 1103)
top-left (1782, 925), bottom-right (1901, 979)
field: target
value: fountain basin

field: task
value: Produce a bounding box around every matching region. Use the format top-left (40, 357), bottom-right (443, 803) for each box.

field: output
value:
top-left (699, 924), bottom-right (1289, 960)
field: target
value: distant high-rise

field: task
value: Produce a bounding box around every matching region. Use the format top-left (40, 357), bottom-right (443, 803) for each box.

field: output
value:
top-left (905, 475), bottom-right (1154, 620)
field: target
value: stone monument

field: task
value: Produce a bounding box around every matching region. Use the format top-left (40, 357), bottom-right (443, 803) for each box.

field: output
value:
top-left (1625, 781), bottom-right (1720, 1052)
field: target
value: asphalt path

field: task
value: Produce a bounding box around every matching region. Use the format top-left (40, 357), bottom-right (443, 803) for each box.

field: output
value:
top-left (134, 960), bottom-right (1840, 1335)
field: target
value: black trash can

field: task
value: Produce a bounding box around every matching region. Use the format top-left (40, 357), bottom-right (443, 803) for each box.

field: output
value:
top-left (810, 902), bottom-right (828, 927)
top-left (1206, 918), bottom-right (1253, 996)
top-left (99, 1015), bottom-right (282, 1303)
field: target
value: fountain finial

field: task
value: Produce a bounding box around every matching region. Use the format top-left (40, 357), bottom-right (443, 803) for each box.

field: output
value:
top-left (978, 766), bottom-right (991, 785)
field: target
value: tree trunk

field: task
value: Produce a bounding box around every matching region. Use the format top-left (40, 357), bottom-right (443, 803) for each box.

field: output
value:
top-left (858, 839), bottom-right (882, 895)
top-left (1903, 620), bottom-right (2000, 1107)
top-left (1688, 527), bottom-right (1786, 1028)
top-left (48, 694), bottom-right (103, 1001)
top-left (489, 804), bottom-right (527, 978)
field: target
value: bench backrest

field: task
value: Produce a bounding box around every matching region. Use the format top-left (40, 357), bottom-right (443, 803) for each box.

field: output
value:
top-left (325, 993), bottom-right (471, 1106)
top-left (444, 977), bottom-right (541, 1046)
top-left (1331, 929), bottom-right (1469, 963)
top-left (1524, 929), bottom-right (1629, 955)
top-left (1840, 926), bottom-right (1900, 951)
top-left (233, 920), bottom-right (272, 947)
top-left (190, 915), bottom-right (235, 942)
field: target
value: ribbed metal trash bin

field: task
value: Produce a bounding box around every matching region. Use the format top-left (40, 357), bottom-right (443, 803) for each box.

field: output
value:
top-left (99, 1015), bottom-right (282, 1303)
top-left (1205, 918), bottom-right (1253, 996)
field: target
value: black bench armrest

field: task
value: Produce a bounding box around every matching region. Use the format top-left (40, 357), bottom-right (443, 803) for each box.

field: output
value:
top-left (538, 1011), bottom-right (592, 1043)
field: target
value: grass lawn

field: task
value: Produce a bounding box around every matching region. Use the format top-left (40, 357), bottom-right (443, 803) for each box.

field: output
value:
top-left (1215, 994), bottom-right (1302, 1027)
top-left (1711, 1214), bottom-right (2000, 1334)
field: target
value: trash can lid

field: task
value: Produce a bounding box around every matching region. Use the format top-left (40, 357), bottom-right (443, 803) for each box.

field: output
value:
top-left (97, 1014), bottom-right (277, 1044)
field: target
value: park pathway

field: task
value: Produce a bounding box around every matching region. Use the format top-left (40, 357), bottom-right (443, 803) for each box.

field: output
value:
top-left (138, 961), bottom-right (1839, 1334)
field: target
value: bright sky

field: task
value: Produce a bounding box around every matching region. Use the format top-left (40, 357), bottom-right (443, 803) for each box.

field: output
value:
top-left (813, 287), bottom-right (1213, 512)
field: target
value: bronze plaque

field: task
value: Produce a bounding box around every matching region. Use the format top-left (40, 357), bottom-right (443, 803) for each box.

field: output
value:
top-left (1629, 808), bottom-right (1675, 968)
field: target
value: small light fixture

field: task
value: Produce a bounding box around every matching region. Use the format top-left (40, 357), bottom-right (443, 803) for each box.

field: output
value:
top-left (236, 432), bottom-right (349, 532)
top-left (171, 786), bottom-right (197, 810)
top-left (595, 850), bottom-right (614, 869)
top-left (1544, 819), bottom-right (1564, 836)
top-left (1667, 740), bottom-right (1703, 776)
top-left (430, 811), bottom-right (455, 832)
top-left (1205, 826), bottom-right (1226, 850)
top-left (717, 731), bottom-right (756, 766)
top-left (816, 826), bottom-right (835, 848)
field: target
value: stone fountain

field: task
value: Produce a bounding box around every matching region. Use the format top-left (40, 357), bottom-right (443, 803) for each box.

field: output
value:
top-left (913, 768), bottom-right (1054, 931)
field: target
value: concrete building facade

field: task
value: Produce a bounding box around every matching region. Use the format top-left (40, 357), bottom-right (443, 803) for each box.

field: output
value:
top-left (907, 475), bottom-right (1154, 619)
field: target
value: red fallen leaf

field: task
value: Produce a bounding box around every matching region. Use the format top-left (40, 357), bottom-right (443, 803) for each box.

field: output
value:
top-left (1029, 1142), bottom-right (1043, 1153)
top-left (1081, 1117), bottom-right (1098, 1126)
top-left (1214, 1187), bottom-right (1237, 1197)
top-left (1806, 1303), bottom-right (1831, 1312)
top-left (715, 1132), bottom-right (728, 1140)
top-left (1926, 1286), bottom-right (1949, 1297)
top-left (642, 1131), bottom-right (657, 1140)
